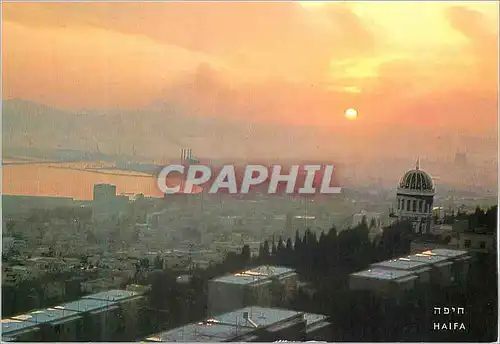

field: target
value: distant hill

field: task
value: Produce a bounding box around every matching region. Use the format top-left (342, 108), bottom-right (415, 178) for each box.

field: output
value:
top-left (3, 99), bottom-right (497, 169)
top-left (2, 99), bottom-right (353, 162)
top-left (0, 99), bottom-right (285, 160)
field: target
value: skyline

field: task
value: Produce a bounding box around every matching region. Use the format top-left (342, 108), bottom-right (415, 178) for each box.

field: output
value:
top-left (2, 2), bottom-right (499, 161)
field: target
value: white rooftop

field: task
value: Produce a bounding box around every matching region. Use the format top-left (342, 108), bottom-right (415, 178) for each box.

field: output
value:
top-left (2, 318), bottom-right (38, 335)
top-left (212, 266), bottom-right (296, 285)
top-left (11, 307), bottom-right (80, 325)
top-left (144, 306), bottom-right (303, 342)
top-left (406, 251), bottom-right (450, 264)
top-left (426, 248), bottom-right (469, 258)
top-left (351, 267), bottom-right (416, 281)
top-left (371, 258), bottom-right (431, 271)
top-left (82, 289), bottom-right (140, 302)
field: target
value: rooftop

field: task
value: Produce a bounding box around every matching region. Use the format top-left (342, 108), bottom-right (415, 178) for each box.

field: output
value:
top-left (212, 266), bottom-right (296, 285)
top-left (11, 307), bottom-right (80, 325)
top-left (56, 298), bottom-right (117, 313)
top-left (1, 318), bottom-right (37, 335)
top-left (82, 289), bottom-right (140, 302)
top-left (428, 248), bottom-right (469, 258)
top-left (147, 323), bottom-right (252, 342)
top-left (215, 306), bottom-right (301, 328)
top-left (144, 321), bottom-right (253, 342)
top-left (144, 306), bottom-right (307, 342)
top-left (406, 251), bottom-right (450, 264)
top-left (351, 267), bottom-right (417, 281)
top-left (371, 258), bottom-right (431, 271)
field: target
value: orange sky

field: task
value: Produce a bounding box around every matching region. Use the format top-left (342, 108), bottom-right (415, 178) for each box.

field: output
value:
top-left (2, 2), bottom-right (498, 137)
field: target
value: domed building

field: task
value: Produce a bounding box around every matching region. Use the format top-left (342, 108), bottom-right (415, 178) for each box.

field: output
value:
top-left (393, 159), bottom-right (435, 234)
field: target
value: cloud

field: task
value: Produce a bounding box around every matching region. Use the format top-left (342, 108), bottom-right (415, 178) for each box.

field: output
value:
top-left (3, 2), bottom-right (382, 83)
top-left (2, 2), bottom-right (497, 160)
top-left (444, 6), bottom-right (498, 92)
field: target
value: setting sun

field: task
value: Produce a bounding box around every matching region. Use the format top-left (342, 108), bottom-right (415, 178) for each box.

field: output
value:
top-left (345, 108), bottom-right (358, 120)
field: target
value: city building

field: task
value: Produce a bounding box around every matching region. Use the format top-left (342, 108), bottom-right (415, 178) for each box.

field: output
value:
top-left (350, 249), bottom-right (472, 295)
top-left (56, 298), bottom-right (122, 341)
top-left (92, 184), bottom-right (128, 222)
top-left (143, 306), bottom-right (331, 342)
top-left (81, 277), bottom-right (124, 294)
top-left (303, 313), bottom-right (333, 341)
top-left (349, 268), bottom-right (419, 297)
top-left (83, 289), bottom-right (146, 339)
top-left (2, 318), bottom-right (41, 342)
top-left (404, 251), bottom-right (455, 286)
top-left (391, 160), bottom-right (435, 234)
top-left (2, 265), bottom-right (36, 286)
top-left (208, 266), bottom-right (298, 316)
top-left (2, 195), bottom-right (75, 216)
top-left (9, 307), bottom-right (83, 341)
top-left (426, 248), bottom-right (471, 283)
top-left (2, 289), bottom-right (146, 342)
top-left (93, 183), bottom-right (117, 201)
top-left (458, 231), bottom-right (496, 254)
top-left (410, 237), bottom-right (458, 254)
top-left (370, 258), bottom-right (433, 284)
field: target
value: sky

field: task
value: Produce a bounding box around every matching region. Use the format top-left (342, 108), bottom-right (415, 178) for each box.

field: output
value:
top-left (2, 1), bottom-right (499, 146)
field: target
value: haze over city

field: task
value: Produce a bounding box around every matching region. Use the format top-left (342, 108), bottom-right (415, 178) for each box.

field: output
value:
top-left (1, 2), bottom-right (498, 343)
top-left (3, 2), bottom-right (498, 163)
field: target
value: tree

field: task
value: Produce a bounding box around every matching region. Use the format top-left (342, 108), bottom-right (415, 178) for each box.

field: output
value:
top-left (261, 240), bottom-right (271, 262)
top-left (276, 237), bottom-right (284, 253)
top-left (153, 255), bottom-right (164, 270)
top-left (140, 258), bottom-right (150, 271)
top-left (241, 245), bottom-right (251, 265)
top-left (294, 230), bottom-right (302, 251)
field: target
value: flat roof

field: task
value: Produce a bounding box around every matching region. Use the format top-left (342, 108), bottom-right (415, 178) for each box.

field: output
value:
top-left (212, 266), bottom-right (296, 285)
top-left (406, 252), bottom-right (450, 264)
top-left (215, 306), bottom-right (301, 328)
top-left (144, 322), bottom-right (253, 342)
top-left (426, 248), bottom-right (469, 258)
top-left (371, 258), bottom-right (431, 271)
top-left (351, 268), bottom-right (416, 281)
top-left (83, 289), bottom-right (140, 302)
top-left (144, 306), bottom-right (304, 342)
top-left (11, 307), bottom-right (80, 325)
top-left (2, 318), bottom-right (38, 335)
top-left (56, 298), bottom-right (117, 313)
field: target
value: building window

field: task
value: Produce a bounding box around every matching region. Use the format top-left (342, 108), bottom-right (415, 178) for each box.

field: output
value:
top-left (419, 200), bottom-right (424, 212)
top-left (479, 241), bottom-right (486, 249)
top-left (464, 240), bottom-right (471, 248)
top-left (398, 199), bottom-right (401, 210)
top-left (412, 200), bottom-right (417, 212)
top-left (407, 200), bottom-right (411, 211)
